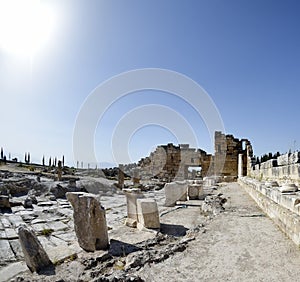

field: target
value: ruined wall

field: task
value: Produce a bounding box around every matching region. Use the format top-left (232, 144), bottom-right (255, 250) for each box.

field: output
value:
top-left (214, 132), bottom-right (251, 180)
top-left (124, 131), bottom-right (251, 182)
top-left (249, 152), bottom-right (300, 185)
top-left (137, 143), bottom-right (212, 181)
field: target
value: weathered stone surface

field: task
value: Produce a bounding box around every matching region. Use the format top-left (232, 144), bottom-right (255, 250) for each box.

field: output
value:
top-left (0, 195), bottom-right (10, 208)
top-left (289, 152), bottom-right (300, 164)
top-left (278, 184), bottom-right (298, 193)
top-left (203, 177), bottom-right (217, 187)
top-left (50, 184), bottom-right (67, 199)
top-left (0, 261), bottom-right (28, 282)
top-left (9, 239), bottom-right (24, 259)
top-left (201, 194), bottom-right (227, 215)
top-left (136, 199), bottom-right (160, 230)
top-left (5, 228), bottom-right (18, 239)
top-left (265, 181), bottom-right (279, 188)
top-left (0, 239), bottom-right (17, 264)
top-left (66, 192), bottom-right (109, 251)
top-left (187, 184), bottom-right (200, 200)
top-left (47, 220), bottom-right (69, 232)
top-left (239, 177), bottom-right (300, 246)
top-left (23, 197), bottom-right (33, 208)
top-left (124, 217), bottom-right (137, 228)
top-left (7, 215), bottom-right (24, 228)
top-left (276, 153), bottom-right (300, 166)
top-left (18, 225), bottom-right (53, 273)
top-left (164, 181), bottom-right (187, 207)
top-left (123, 188), bottom-right (144, 224)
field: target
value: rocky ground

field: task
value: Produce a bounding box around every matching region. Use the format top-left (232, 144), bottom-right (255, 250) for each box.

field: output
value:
top-left (1, 163), bottom-right (300, 281)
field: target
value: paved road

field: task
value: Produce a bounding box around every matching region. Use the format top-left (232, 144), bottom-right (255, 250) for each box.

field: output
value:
top-left (139, 182), bottom-right (300, 282)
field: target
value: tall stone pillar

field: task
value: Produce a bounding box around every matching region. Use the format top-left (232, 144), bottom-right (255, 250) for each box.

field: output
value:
top-left (132, 168), bottom-right (140, 185)
top-left (191, 169), bottom-right (196, 179)
top-left (238, 154), bottom-right (244, 178)
top-left (183, 166), bottom-right (189, 180)
top-left (118, 164), bottom-right (125, 188)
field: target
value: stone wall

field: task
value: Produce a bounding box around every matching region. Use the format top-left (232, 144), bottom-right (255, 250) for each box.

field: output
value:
top-left (123, 131), bottom-right (251, 182)
top-left (248, 152), bottom-right (300, 185)
top-left (238, 177), bottom-right (300, 246)
top-left (214, 132), bottom-right (252, 179)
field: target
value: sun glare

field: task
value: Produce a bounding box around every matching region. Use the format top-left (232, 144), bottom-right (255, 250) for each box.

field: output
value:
top-left (0, 0), bottom-right (55, 56)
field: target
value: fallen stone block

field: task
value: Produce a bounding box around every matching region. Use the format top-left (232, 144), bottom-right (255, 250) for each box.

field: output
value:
top-left (0, 195), bottom-right (10, 208)
top-left (164, 181), bottom-right (188, 207)
top-left (187, 184), bottom-right (201, 200)
top-left (278, 184), bottom-right (298, 193)
top-left (50, 184), bottom-right (67, 199)
top-left (265, 181), bottom-right (279, 188)
top-left (23, 197), bottom-right (33, 209)
top-left (137, 199), bottom-right (160, 230)
top-left (18, 225), bottom-right (53, 273)
top-left (66, 192), bottom-right (109, 251)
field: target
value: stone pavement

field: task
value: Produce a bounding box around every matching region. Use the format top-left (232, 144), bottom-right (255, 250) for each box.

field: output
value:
top-left (138, 182), bottom-right (300, 281)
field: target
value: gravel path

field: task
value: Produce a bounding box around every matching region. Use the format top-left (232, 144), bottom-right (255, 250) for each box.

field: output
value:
top-left (138, 182), bottom-right (300, 282)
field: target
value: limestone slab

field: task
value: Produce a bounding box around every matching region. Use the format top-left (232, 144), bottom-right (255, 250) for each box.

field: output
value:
top-left (164, 181), bottom-right (188, 207)
top-left (5, 228), bottom-right (18, 239)
top-left (1, 217), bottom-right (11, 228)
top-left (52, 231), bottom-right (77, 243)
top-left (9, 239), bottom-right (24, 259)
top-left (47, 221), bottom-right (69, 232)
top-left (0, 239), bottom-right (17, 263)
top-left (7, 215), bottom-right (24, 228)
top-left (0, 261), bottom-right (28, 282)
top-left (137, 199), bottom-right (160, 230)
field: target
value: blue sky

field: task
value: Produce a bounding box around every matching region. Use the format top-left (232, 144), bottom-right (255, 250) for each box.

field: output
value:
top-left (0, 0), bottom-right (299, 167)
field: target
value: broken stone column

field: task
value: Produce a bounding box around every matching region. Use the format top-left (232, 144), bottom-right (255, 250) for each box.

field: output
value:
top-left (238, 154), bottom-right (243, 178)
top-left (164, 181), bottom-right (188, 207)
top-left (66, 192), bottom-right (109, 251)
top-left (118, 164), bottom-right (125, 188)
top-left (132, 168), bottom-right (140, 185)
top-left (183, 166), bottom-right (189, 180)
top-left (57, 160), bottom-right (62, 181)
top-left (18, 225), bottom-right (53, 273)
top-left (137, 199), bottom-right (160, 230)
top-left (123, 188), bottom-right (144, 227)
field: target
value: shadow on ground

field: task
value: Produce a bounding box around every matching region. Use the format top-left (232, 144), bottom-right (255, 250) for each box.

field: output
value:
top-left (109, 239), bottom-right (142, 256)
top-left (160, 223), bottom-right (188, 237)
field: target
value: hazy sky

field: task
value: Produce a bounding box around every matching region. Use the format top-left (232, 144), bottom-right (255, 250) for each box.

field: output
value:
top-left (0, 0), bottom-right (299, 167)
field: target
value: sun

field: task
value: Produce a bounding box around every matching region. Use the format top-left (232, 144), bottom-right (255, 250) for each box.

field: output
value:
top-left (0, 0), bottom-right (55, 56)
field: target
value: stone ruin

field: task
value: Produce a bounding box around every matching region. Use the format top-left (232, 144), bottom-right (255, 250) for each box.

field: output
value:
top-left (66, 192), bottom-right (109, 251)
top-left (123, 188), bottom-right (160, 231)
top-left (18, 225), bottom-right (53, 273)
top-left (121, 131), bottom-right (253, 183)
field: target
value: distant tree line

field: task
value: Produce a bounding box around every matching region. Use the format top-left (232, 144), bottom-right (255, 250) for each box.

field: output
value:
top-left (256, 151), bottom-right (281, 164)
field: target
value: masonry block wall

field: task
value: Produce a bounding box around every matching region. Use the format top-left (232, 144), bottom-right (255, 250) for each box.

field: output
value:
top-left (124, 131), bottom-right (252, 182)
top-left (249, 152), bottom-right (300, 184)
top-left (214, 132), bottom-right (252, 179)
